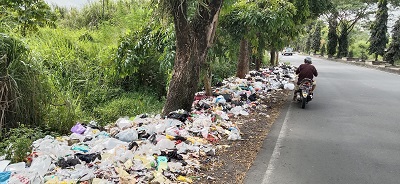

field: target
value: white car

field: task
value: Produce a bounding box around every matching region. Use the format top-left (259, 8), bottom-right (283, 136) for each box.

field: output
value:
top-left (282, 47), bottom-right (293, 56)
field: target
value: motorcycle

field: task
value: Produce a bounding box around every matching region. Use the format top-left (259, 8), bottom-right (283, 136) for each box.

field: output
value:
top-left (295, 78), bottom-right (313, 109)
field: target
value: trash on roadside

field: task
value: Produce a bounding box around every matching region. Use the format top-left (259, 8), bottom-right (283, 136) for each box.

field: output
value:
top-left (0, 64), bottom-right (296, 183)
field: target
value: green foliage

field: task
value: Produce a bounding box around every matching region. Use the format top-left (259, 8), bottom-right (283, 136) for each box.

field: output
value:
top-left (349, 39), bottom-right (369, 58)
top-left (0, 0), bottom-right (57, 36)
top-left (327, 14), bottom-right (338, 57)
top-left (1, 0), bottom-right (166, 135)
top-left (0, 33), bottom-right (52, 137)
top-left (384, 17), bottom-right (400, 65)
top-left (93, 92), bottom-right (164, 126)
top-left (338, 23), bottom-right (349, 57)
top-left (114, 24), bottom-right (175, 98)
top-left (312, 23), bottom-right (322, 53)
top-left (0, 124), bottom-right (46, 163)
top-left (368, 0), bottom-right (389, 60)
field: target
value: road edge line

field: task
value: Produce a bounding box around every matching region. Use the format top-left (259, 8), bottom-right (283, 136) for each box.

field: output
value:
top-left (262, 102), bottom-right (292, 184)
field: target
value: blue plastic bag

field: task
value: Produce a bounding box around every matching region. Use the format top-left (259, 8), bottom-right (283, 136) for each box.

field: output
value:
top-left (0, 171), bottom-right (11, 184)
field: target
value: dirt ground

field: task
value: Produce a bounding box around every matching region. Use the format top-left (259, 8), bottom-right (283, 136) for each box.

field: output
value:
top-left (195, 90), bottom-right (290, 184)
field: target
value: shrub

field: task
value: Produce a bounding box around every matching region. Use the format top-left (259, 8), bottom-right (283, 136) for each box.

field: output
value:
top-left (93, 92), bottom-right (164, 126)
top-left (0, 124), bottom-right (47, 163)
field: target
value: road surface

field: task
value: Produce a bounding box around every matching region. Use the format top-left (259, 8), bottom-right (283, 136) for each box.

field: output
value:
top-left (245, 54), bottom-right (400, 184)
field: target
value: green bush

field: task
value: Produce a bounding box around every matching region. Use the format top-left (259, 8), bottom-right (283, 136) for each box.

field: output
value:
top-left (0, 124), bottom-right (48, 163)
top-left (93, 92), bottom-right (164, 126)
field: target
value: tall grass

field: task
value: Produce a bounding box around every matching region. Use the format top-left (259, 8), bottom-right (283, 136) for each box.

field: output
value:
top-left (1, 0), bottom-right (166, 135)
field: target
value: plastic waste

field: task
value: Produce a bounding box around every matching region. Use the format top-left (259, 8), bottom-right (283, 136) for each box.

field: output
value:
top-left (167, 162), bottom-right (183, 172)
top-left (102, 138), bottom-right (128, 150)
top-left (115, 128), bottom-right (138, 142)
top-left (56, 157), bottom-right (81, 169)
top-left (227, 127), bottom-right (241, 140)
top-left (92, 178), bottom-right (110, 184)
top-left (0, 160), bottom-right (10, 172)
top-left (167, 110), bottom-right (189, 122)
top-left (151, 172), bottom-right (168, 183)
top-left (29, 155), bottom-right (52, 177)
top-left (156, 139), bottom-right (175, 151)
top-left (156, 156), bottom-right (168, 171)
top-left (115, 117), bottom-right (132, 129)
top-left (201, 127), bottom-right (209, 138)
top-left (215, 95), bottom-right (226, 104)
top-left (177, 175), bottom-right (193, 183)
top-left (71, 144), bottom-right (90, 153)
top-left (284, 83), bottom-right (295, 90)
top-left (70, 123), bottom-right (86, 134)
top-left (192, 115), bottom-right (212, 130)
top-left (4, 162), bottom-right (25, 172)
top-left (0, 171), bottom-right (11, 184)
top-left (75, 153), bottom-right (101, 163)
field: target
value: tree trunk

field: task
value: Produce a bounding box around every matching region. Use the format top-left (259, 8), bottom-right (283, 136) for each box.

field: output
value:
top-left (162, 1), bottom-right (222, 115)
top-left (255, 57), bottom-right (261, 71)
top-left (375, 54), bottom-right (378, 61)
top-left (203, 68), bottom-right (212, 96)
top-left (236, 38), bottom-right (249, 78)
top-left (270, 50), bottom-right (276, 66)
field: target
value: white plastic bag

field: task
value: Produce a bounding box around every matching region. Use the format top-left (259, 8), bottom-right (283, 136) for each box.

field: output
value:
top-left (5, 162), bottom-right (25, 172)
top-left (227, 128), bottom-right (241, 140)
top-left (115, 117), bottom-right (132, 129)
top-left (29, 155), bottom-right (52, 177)
top-left (156, 139), bottom-right (175, 150)
top-left (284, 83), bottom-right (295, 90)
top-left (115, 129), bottom-right (138, 142)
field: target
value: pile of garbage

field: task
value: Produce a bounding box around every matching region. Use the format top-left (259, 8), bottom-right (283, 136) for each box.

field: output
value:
top-left (0, 64), bottom-right (296, 183)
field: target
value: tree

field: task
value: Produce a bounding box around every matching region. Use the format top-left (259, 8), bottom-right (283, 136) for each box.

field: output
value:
top-left (158, 0), bottom-right (223, 115)
top-left (368, 0), bottom-right (389, 61)
top-left (321, 43), bottom-right (326, 56)
top-left (305, 23), bottom-right (313, 54)
top-left (0, 0), bottom-right (56, 36)
top-left (220, 1), bottom-right (296, 74)
top-left (331, 0), bottom-right (372, 58)
top-left (312, 23), bottom-right (322, 53)
top-left (327, 13), bottom-right (339, 57)
top-left (384, 17), bottom-right (400, 65)
top-left (338, 23), bottom-right (349, 57)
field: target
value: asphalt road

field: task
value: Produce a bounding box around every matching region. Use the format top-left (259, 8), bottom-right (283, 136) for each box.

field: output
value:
top-left (245, 54), bottom-right (400, 184)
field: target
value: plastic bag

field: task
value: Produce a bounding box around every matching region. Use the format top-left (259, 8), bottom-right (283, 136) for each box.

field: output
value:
top-left (167, 110), bottom-right (189, 122)
top-left (215, 95), bottom-right (226, 104)
top-left (71, 144), bottom-right (90, 153)
top-left (101, 138), bottom-right (128, 150)
top-left (192, 115), bottom-right (212, 129)
top-left (5, 162), bottom-right (25, 172)
top-left (115, 117), bottom-right (132, 129)
top-left (0, 160), bottom-right (10, 172)
top-left (156, 139), bottom-right (175, 151)
top-left (70, 123), bottom-right (86, 134)
top-left (284, 83), bottom-right (295, 90)
top-left (29, 155), bottom-right (52, 177)
top-left (115, 129), bottom-right (138, 142)
top-left (157, 156), bottom-right (168, 171)
top-left (227, 127), bottom-right (241, 140)
top-left (0, 171), bottom-right (11, 184)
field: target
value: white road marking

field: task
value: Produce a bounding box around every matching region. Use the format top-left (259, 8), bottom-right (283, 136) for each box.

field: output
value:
top-left (262, 103), bottom-right (292, 184)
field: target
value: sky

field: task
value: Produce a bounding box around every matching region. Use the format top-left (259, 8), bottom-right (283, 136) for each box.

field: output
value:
top-left (44, 0), bottom-right (94, 9)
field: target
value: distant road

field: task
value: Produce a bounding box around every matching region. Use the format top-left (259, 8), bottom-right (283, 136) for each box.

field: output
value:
top-left (245, 54), bottom-right (400, 184)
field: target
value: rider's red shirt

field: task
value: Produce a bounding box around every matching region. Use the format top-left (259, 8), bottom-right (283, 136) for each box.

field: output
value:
top-left (296, 64), bottom-right (318, 84)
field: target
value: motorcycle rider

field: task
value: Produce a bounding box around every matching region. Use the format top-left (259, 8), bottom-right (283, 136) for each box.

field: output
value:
top-left (293, 56), bottom-right (318, 100)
